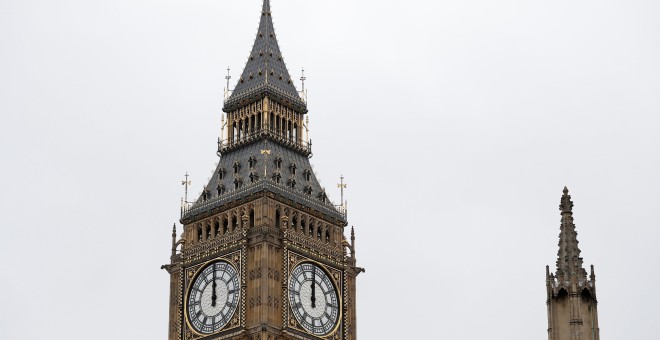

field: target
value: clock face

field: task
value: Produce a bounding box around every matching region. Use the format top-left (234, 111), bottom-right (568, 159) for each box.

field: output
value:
top-left (186, 261), bottom-right (240, 334)
top-left (288, 262), bottom-right (340, 336)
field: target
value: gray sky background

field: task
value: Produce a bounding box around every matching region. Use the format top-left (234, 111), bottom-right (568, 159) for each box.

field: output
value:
top-left (1, 0), bottom-right (659, 339)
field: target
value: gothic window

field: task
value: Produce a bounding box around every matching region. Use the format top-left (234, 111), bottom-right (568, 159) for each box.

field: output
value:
top-left (274, 157), bottom-right (282, 169)
top-left (206, 224), bottom-right (212, 240)
top-left (317, 226), bottom-right (322, 240)
top-left (249, 209), bottom-right (255, 228)
top-left (308, 221), bottom-right (314, 237)
top-left (234, 178), bottom-right (243, 190)
top-left (233, 162), bottom-right (241, 175)
top-left (272, 172), bottom-right (281, 184)
top-left (287, 178), bottom-right (296, 189)
top-left (248, 156), bottom-right (257, 169)
top-left (196, 225), bottom-right (203, 242)
top-left (317, 191), bottom-right (327, 203)
top-left (249, 172), bottom-right (258, 184)
top-left (301, 218), bottom-right (306, 234)
top-left (231, 216), bottom-right (238, 231)
top-left (218, 168), bottom-right (226, 180)
top-left (291, 215), bottom-right (298, 230)
top-left (289, 163), bottom-right (297, 175)
top-left (303, 169), bottom-right (311, 182)
top-left (223, 217), bottom-right (229, 234)
top-left (303, 185), bottom-right (312, 196)
top-left (275, 209), bottom-right (281, 229)
top-left (202, 189), bottom-right (210, 202)
top-left (325, 230), bottom-right (331, 243)
top-left (217, 185), bottom-right (225, 196)
top-left (214, 220), bottom-right (220, 237)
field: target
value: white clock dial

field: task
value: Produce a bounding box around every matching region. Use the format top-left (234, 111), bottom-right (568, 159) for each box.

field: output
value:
top-left (288, 262), bottom-right (340, 336)
top-left (186, 261), bottom-right (240, 334)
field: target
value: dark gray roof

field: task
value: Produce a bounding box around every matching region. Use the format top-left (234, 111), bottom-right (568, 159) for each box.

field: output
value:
top-left (224, 0), bottom-right (306, 112)
top-left (182, 139), bottom-right (345, 224)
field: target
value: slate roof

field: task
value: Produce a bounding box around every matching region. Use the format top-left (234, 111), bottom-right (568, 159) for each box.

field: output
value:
top-left (181, 140), bottom-right (345, 224)
top-left (224, 0), bottom-right (306, 112)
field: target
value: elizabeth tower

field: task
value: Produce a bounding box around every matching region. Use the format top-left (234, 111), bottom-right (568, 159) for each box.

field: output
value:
top-left (163, 1), bottom-right (362, 340)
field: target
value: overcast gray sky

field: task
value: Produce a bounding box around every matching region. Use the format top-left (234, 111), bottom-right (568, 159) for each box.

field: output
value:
top-left (1, 0), bottom-right (659, 339)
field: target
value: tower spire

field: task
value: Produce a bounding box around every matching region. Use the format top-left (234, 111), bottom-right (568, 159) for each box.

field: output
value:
top-left (555, 186), bottom-right (586, 280)
top-left (224, 0), bottom-right (306, 113)
top-left (546, 187), bottom-right (600, 340)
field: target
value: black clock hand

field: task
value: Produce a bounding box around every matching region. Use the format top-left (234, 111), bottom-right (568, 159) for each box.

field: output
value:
top-left (211, 263), bottom-right (217, 307)
top-left (311, 266), bottom-right (316, 308)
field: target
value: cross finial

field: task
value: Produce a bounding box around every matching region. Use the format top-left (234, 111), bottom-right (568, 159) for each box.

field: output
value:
top-left (300, 67), bottom-right (306, 91)
top-left (182, 172), bottom-right (191, 204)
top-left (225, 67), bottom-right (231, 90)
top-left (337, 174), bottom-right (347, 210)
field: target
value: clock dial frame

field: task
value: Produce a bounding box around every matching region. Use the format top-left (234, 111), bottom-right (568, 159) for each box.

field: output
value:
top-left (288, 261), bottom-right (341, 336)
top-left (185, 260), bottom-right (241, 335)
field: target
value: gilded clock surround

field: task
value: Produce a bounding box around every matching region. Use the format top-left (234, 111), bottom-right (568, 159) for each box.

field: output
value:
top-left (285, 258), bottom-right (343, 339)
top-left (184, 255), bottom-right (244, 337)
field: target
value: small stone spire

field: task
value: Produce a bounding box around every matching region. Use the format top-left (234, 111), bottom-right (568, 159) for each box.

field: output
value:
top-left (170, 223), bottom-right (177, 259)
top-left (555, 187), bottom-right (587, 280)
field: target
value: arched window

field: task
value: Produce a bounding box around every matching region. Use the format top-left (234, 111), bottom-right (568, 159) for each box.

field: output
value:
top-left (196, 225), bottom-right (203, 242)
top-left (272, 172), bottom-right (281, 184)
top-left (291, 215), bottom-right (298, 230)
top-left (275, 209), bottom-right (281, 229)
top-left (287, 178), bottom-right (296, 189)
top-left (249, 209), bottom-right (255, 228)
top-left (231, 216), bottom-right (238, 231)
top-left (214, 220), bottom-right (220, 237)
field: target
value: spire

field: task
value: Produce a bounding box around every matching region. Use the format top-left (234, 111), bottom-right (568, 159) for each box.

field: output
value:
top-left (555, 187), bottom-right (587, 279)
top-left (224, 0), bottom-right (306, 112)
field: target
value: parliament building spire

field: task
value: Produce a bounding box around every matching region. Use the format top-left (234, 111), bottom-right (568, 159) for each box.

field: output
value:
top-left (546, 187), bottom-right (600, 340)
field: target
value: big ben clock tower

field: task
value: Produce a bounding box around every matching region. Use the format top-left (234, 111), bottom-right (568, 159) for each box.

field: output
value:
top-left (162, 1), bottom-right (363, 340)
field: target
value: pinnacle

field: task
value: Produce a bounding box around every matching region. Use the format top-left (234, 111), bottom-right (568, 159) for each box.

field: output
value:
top-left (559, 186), bottom-right (573, 214)
top-left (555, 187), bottom-right (586, 279)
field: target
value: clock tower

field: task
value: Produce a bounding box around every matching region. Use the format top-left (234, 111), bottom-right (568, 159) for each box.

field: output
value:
top-left (546, 187), bottom-right (600, 340)
top-left (162, 1), bottom-right (363, 340)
